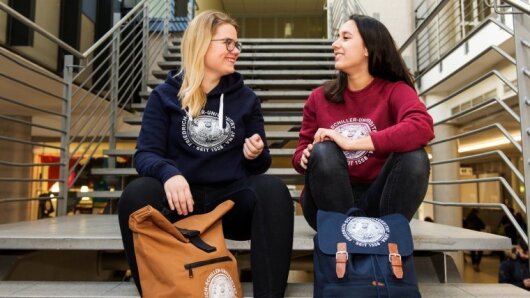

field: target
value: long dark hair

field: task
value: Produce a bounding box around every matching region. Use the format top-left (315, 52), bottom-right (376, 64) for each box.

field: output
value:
top-left (324, 15), bottom-right (414, 103)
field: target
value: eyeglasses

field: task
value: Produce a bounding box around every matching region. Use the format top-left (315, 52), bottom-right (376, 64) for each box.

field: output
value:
top-left (211, 38), bottom-right (242, 52)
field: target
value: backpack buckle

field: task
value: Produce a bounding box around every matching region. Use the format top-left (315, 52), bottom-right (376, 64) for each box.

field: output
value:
top-left (336, 250), bottom-right (349, 260)
top-left (388, 252), bottom-right (401, 262)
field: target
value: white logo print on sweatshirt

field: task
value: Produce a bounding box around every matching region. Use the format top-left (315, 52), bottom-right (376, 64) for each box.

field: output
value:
top-left (182, 111), bottom-right (235, 152)
top-left (330, 117), bottom-right (376, 166)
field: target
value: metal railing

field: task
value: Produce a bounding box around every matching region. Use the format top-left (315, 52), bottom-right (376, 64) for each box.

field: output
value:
top-left (0, 0), bottom-right (195, 216)
top-left (399, 0), bottom-right (514, 74)
top-left (325, 0), bottom-right (367, 39)
top-left (400, 0), bottom-right (530, 247)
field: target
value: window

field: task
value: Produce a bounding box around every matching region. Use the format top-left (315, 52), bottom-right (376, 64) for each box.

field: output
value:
top-left (6, 0), bottom-right (35, 46)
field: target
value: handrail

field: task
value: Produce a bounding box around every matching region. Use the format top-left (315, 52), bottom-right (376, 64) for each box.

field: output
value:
top-left (427, 70), bottom-right (517, 110)
top-left (430, 150), bottom-right (524, 183)
top-left (399, 0), bottom-right (451, 52)
top-left (433, 96), bottom-right (520, 126)
top-left (503, 0), bottom-right (530, 14)
top-left (430, 176), bottom-right (526, 213)
top-left (0, 0), bottom-right (151, 60)
top-left (0, 2), bottom-right (83, 58)
top-left (429, 123), bottom-right (522, 152)
top-left (422, 200), bottom-right (528, 245)
top-left (82, 0), bottom-right (147, 58)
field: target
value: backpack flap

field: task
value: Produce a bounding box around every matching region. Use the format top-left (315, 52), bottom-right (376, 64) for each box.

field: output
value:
top-left (129, 205), bottom-right (188, 243)
top-left (316, 209), bottom-right (414, 257)
top-left (174, 200), bottom-right (234, 233)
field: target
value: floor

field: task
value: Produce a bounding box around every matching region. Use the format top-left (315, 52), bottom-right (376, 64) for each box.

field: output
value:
top-left (462, 253), bottom-right (501, 283)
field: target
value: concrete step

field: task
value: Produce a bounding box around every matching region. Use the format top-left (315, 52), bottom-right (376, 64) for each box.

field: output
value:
top-left (147, 79), bottom-right (325, 89)
top-left (158, 60), bottom-right (335, 70)
top-left (173, 38), bottom-right (333, 45)
top-left (103, 148), bottom-right (295, 157)
top-left (76, 189), bottom-right (302, 200)
top-left (152, 69), bottom-right (335, 80)
top-left (90, 168), bottom-right (302, 184)
top-left (163, 52), bottom-right (334, 61)
top-left (168, 44), bottom-right (333, 53)
top-left (140, 90), bottom-right (311, 100)
top-left (122, 115), bottom-right (302, 126)
top-left (0, 215), bottom-right (511, 252)
top-left (116, 131), bottom-right (299, 141)
top-left (0, 282), bottom-right (528, 297)
top-left (131, 101), bottom-right (305, 112)
top-left (0, 282), bottom-right (315, 297)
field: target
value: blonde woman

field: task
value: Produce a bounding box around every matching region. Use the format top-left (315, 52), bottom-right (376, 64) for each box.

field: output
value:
top-left (118, 11), bottom-right (294, 297)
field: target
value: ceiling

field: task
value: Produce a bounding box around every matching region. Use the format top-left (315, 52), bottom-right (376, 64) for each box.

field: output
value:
top-left (219, 0), bottom-right (326, 17)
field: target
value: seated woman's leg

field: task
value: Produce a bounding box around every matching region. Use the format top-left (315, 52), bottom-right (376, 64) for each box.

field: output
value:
top-left (118, 177), bottom-right (180, 294)
top-left (362, 148), bottom-right (430, 220)
top-left (302, 141), bottom-right (355, 230)
top-left (219, 175), bottom-right (294, 298)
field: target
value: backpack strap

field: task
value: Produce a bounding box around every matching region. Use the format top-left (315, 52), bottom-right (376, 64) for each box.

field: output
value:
top-left (336, 242), bottom-right (348, 278)
top-left (388, 243), bottom-right (403, 279)
top-left (177, 228), bottom-right (216, 253)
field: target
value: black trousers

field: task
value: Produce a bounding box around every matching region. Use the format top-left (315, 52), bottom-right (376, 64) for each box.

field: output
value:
top-left (302, 141), bottom-right (430, 230)
top-left (118, 175), bottom-right (294, 298)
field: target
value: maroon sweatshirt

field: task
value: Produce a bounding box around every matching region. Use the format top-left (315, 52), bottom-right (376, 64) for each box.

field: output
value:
top-left (292, 78), bottom-right (434, 184)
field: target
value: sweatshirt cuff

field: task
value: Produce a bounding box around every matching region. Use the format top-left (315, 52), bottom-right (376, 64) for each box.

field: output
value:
top-left (159, 162), bottom-right (182, 184)
top-left (244, 152), bottom-right (271, 174)
top-left (369, 132), bottom-right (385, 153)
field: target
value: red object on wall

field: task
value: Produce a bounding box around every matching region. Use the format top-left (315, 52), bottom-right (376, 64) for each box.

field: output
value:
top-left (39, 155), bottom-right (78, 191)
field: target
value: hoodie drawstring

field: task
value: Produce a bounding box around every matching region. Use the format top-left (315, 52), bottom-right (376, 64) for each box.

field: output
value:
top-left (219, 93), bottom-right (224, 129)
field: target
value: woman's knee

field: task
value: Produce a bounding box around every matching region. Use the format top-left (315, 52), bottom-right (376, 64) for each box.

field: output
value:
top-left (119, 177), bottom-right (164, 213)
top-left (250, 175), bottom-right (293, 208)
top-left (308, 141), bottom-right (346, 173)
top-left (396, 148), bottom-right (430, 178)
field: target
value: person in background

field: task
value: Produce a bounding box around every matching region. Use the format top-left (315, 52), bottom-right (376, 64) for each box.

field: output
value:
top-left (118, 10), bottom-right (294, 297)
top-left (292, 14), bottom-right (434, 230)
top-left (464, 208), bottom-right (486, 272)
top-left (499, 239), bottom-right (530, 291)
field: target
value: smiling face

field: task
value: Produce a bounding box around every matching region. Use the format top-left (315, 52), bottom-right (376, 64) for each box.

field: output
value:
top-left (204, 23), bottom-right (240, 79)
top-left (332, 20), bottom-right (369, 75)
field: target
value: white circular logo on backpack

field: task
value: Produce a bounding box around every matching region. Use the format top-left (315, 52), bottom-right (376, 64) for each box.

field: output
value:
top-left (341, 217), bottom-right (390, 247)
top-left (204, 268), bottom-right (237, 298)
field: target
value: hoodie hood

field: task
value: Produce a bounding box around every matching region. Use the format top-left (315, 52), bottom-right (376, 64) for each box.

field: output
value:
top-left (165, 70), bottom-right (245, 129)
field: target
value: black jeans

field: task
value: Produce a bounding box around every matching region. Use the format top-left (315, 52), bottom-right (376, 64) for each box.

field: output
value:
top-left (118, 175), bottom-right (294, 298)
top-left (302, 141), bottom-right (430, 230)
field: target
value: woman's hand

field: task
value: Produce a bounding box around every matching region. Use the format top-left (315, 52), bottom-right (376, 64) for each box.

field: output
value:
top-left (313, 128), bottom-right (352, 150)
top-left (243, 133), bottom-right (264, 160)
top-left (300, 143), bottom-right (313, 170)
top-left (164, 175), bottom-right (194, 215)
top-left (313, 128), bottom-right (375, 151)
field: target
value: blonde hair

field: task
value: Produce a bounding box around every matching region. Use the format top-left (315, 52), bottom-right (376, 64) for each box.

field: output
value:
top-left (178, 10), bottom-right (238, 118)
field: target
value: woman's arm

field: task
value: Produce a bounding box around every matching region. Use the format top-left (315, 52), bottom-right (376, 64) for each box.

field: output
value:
top-left (134, 90), bottom-right (182, 183)
top-left (243, 95), bottom-right (271, 174)
top-left (369, 83), bottom-right (434, 153)
top-left (292, 92), bottom-right (318, 174)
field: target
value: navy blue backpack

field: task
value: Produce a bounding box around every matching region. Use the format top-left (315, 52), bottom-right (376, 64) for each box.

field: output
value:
top-left (313, 208), bottom-right (421, 297)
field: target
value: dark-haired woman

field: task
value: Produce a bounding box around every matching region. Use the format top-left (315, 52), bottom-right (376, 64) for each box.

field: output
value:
top-left (292, 15), bottom-right (434, 230)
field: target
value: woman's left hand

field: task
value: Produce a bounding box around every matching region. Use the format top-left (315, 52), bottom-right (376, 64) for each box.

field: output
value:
top-left (313, 128), bottom-right (352, 150)
top-left (243, 133), bottom-right (264, 160)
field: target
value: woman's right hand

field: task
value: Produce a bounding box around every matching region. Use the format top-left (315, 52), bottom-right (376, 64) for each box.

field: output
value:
top-left (164, 175), bottom-right (194, 215)
top-left (300, 144), bottom-right (313, 170)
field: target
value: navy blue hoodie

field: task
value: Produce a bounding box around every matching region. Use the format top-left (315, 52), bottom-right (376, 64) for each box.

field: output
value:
top-left (134, 71), bottom-right (271, 184)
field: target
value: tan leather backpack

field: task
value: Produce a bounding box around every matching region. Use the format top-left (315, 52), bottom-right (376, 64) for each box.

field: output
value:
top-left (129, 200), bottom-right (242, 298)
